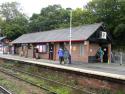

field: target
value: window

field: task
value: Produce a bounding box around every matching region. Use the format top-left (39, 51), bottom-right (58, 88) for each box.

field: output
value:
top-left (36, 44), bottom-right (47, 53)
top-left (80, 44), bottom-right (84, 56)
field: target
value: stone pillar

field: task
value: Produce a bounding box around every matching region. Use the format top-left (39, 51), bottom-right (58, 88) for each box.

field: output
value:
top-left (84, 41), bottom-right (89, 63)
top-left (55, 43), bottom-right (60, 60)
top-left (53, 43), bottom-right (56, 61)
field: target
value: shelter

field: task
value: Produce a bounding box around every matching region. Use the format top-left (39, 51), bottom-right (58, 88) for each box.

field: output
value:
top-left (12, 23), bottom-right (112, 63)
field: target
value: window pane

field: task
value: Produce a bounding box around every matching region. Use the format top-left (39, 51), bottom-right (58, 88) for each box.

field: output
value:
top-left (39, 45), bottom-right (43, 52)
top-left (36, 44), bottom-right (47, 53)
top-left (42, 45), bottom-right (46, 52)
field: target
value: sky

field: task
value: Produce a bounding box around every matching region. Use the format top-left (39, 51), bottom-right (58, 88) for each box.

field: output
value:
top-left (0, 0), bottom-right (90, 17)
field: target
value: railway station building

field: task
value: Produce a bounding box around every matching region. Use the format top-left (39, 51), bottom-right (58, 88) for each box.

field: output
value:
top-left (0, 36), bottom-right (10, 54)
top-left (12, 23), bottom-right (112, 63)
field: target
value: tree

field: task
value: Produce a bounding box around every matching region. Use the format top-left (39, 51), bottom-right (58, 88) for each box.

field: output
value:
top-left (0, 2), bottom-right (24, 21)
top-left (114, 24), bottom-right (125, 44)
top-left (29, 5), bottom-right (70, 32)
top-left (86, 0), bottom-right (125, 46)
top-left (86, 0), bottom-right (120, 28)
top-left (29, 4), bottom-right (97, 32)
top-left (72, 8), bottom-right (97, 26)
top-left (2, 16), bottom-right (29, 39)
top-left (0, 2), bottom-right (29, 40)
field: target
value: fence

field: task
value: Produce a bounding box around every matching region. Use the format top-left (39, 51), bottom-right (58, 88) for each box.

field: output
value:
top-left (112, 51), bottom-right (125, 64)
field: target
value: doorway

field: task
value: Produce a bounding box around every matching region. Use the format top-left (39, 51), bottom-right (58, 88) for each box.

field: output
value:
top-left (101, 45), bottom-right (108, 63)
top-left (49, 43), bottom-right (54, 60)
top-left (59, 42), bottom-right (65, 49)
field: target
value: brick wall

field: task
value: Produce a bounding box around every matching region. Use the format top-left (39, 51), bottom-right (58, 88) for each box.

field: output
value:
top-left (54, 43), bottom-right (59, 60)
top-left (108, 44), bottom-right (111, 62)
top-left (70, 42), bottom-right (88, 62)
top-left (55, 41), bottom-right (89, 63)
top-left (89, 43), bottom-right (100, 56)
top-left (39, 53), bottom-right (49, 59)
top-left (38, 43), bottom-right (58, 60)
top-left (27, 48), bottom-right (33, 58)
top-left (15, 41), bottom-right (111, 63)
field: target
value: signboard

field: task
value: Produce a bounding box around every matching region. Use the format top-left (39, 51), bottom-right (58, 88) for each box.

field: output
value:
top-left (100, 31), bottom-right (107, 39)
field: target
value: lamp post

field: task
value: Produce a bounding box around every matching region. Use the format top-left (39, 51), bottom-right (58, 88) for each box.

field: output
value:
top-left (66, 8), bottom-right (72, 55)
top-left (69, 9), bottom-right (72, 55)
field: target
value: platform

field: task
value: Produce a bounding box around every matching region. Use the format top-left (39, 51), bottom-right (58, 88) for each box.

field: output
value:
top-left (0, 54), bottom-right (125, 81)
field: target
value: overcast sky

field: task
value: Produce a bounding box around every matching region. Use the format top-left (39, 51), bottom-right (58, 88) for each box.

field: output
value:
top-left (0, 0), bottom-right (90, 17)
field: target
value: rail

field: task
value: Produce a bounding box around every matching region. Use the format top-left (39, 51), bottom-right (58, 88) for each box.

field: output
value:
top-left (0, 86), bottom-right (12, 94)
top-left (0, 67), bottom-right (57, 94)
top-left (0, 65), bottom-right (96, 94)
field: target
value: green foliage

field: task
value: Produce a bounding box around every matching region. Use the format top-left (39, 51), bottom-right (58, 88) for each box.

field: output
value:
top-left (113, 24), bottom-right (125, 46)
top-left (86, 0), bottom-right (125, 46)
top-left (0, 76), bottom-right (26, 94)
top-left (0, 2), bottom-right (24, 21)
top-left (114, 24), bottom-right (125, 38)
top-left (2, 16), bottom-right (29, 39)
top-left (116, 90), bottom-right (125, 94)
top-left (29, 4), bottom-right (98, 32)
top-left (29, 5), bottom-right (70, 32)
top-left (50, 87), bottom-right (71, 94)
top-left (0, 1), bottom-right (124, 47)
top-left (0, 2), bottom-right (29, 39)
top-left (86, 0), bottom-right (122, 28)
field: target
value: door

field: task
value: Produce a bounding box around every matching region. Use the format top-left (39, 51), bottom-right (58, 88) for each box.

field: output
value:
top-left (59, 42), bottom-right (64, 49)
top-left (49, 43), bottom-right (54, 60)
top-left (102, 46), bottom-right (108, 63)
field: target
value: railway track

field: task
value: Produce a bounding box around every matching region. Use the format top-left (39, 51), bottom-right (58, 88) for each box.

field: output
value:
top-left (0, 65), bottom-right (96, 94)
top-left (0, 66), bottom-right (57, 94)
top-left (0, 86), bottom-right (12, 94)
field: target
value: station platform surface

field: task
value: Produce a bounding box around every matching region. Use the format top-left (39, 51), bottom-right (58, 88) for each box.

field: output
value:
top-left (0, 54), bottom-right (125, 81)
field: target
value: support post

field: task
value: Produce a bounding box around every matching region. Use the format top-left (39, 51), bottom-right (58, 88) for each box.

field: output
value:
top-left (120, 52), bottom-right (122, 65)
top-left (69, 10), bottom-right (72, 55)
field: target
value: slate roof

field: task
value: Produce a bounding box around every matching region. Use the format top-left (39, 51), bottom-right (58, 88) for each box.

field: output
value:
top-left (12, 23), bottom-right (103, 44)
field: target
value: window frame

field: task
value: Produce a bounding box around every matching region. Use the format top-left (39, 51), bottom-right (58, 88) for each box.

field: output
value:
top-left (80, 44), bottom-right (84, 56)
top-left (36, 44), bottom-right (48, 53)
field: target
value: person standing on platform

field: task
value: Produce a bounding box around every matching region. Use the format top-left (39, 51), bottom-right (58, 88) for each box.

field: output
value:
top-left (99, 48), bottom-right (104, 63)
top-left (64, 48), bottom-right (70, 64)
top-left (58, 47), bottom-right (64, 64)
top-left (68, 53), bottom-right (72, 64)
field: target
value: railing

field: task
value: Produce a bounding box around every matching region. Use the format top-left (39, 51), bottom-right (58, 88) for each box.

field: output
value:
top-left (112, 51), bottom-right (125, 65)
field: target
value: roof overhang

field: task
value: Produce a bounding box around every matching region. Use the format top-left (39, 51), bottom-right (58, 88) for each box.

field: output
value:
top-left (12, 39), bottom-right (85, 44)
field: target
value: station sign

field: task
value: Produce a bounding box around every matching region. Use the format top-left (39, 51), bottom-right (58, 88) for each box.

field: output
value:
top-left (100, 31), bottom-right (107, 39)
